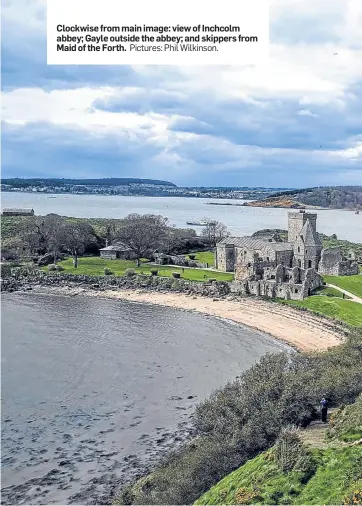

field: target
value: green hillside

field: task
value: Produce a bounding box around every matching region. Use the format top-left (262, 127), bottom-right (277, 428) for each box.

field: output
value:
top-left (195, 397), bottom-right (362, 505)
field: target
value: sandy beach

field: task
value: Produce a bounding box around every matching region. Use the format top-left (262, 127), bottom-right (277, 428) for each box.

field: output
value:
top-left (32, 286), bottom-right (345, 352)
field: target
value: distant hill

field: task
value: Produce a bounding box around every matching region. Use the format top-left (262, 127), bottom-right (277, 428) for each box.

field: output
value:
top-left (1, 178), bottom-right (177, 188)
top-left (243, 186), bottom-right (362, 210)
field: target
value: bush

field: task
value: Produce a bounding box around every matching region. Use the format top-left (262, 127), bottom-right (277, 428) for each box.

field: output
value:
top-left (104, 267), bottom-right (113, 275)
top-left (118, 329), bottom-right (362, 505)
top-left (125, 268), bottom-right (136, 277)
top-left (274, 426), bottom-right (315, 477)
top-left (189, 254), bottom-right (196, 260)
top-left (150, 269), bottom-right (158, 276)
top-left (48, 264), bottom-right (57, 271)
top-left (55, 265), bottom-right (64, 272)
top-left (235, 487), bottom-right (261, 504)
top-left (208, 278), bottom-right (217, 282)
top-left (172, 272), bottom-right (181, 279)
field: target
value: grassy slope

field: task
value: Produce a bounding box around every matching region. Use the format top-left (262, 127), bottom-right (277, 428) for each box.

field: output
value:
top-left (323, 274), bottom-right (362, 298)
top-left (196, 398), bottom-right (362, 506)
top-left (195, 446), bottom-right (362, 505)
top-left (280, 296), bottom-right (362, 327)
top-left (186, 251), bottom-right (215, 266)
top-left (56, 257), bottom-right (234, 282)
top-left (313, 285), bottom-right (346, 298)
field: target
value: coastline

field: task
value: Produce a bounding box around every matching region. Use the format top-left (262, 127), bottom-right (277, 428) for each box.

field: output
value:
top-left (26, 285), bottom-right (345, 352)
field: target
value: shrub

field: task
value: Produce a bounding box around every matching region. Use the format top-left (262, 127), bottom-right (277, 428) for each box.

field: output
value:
top-left (208, 278), bottom-right (217, 282)
top-left (118, 329), bottom-right (362, 505)
top-left (150, 269), bottom-right (158, 276)
top-left (274, 426), bottom-right (315, 477)
top-left (48, 264), bottom-right (57, 271)
top-left (235, 487), bottom-right (260, 505)
top-left (344, 489), bottom-right (362, 505)
top-left (189, 254), bottom-right (196, 260)
top-left (55, 265), bottom-right (64, 272)
top-left (172, 272), bottom-right (181, 279)
top-left (104, 267), bottom-right (113, 275)
top-left (125, 268), bottom-right (136, 277)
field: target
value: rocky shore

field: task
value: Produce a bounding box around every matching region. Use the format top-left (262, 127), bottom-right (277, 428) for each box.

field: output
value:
top-left (1, 409), bottom-right (196, 505)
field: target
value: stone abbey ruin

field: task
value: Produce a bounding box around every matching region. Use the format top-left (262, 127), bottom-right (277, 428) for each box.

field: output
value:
top-left (216, 211), bottom-right (358, 300)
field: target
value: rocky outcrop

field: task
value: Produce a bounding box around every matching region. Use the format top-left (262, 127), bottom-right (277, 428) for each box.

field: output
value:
top-left (242, 197), bottom-right (308, 209)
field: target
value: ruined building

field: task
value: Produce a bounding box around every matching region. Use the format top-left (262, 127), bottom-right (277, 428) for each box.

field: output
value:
top-left (215, 211), bottom-right (358, 300)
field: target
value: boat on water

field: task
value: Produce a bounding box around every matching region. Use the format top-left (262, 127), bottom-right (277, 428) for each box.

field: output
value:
top-left (186, 220), bottom-right (209, 226)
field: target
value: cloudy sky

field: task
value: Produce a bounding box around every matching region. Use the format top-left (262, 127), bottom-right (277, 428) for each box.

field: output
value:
top-left (1, 0), bottom-right (362, 187)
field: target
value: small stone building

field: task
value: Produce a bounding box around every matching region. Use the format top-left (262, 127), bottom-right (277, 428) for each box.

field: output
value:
top-left (99, 243), bottom-right (136, 260)
top-left (2, 208), bottom-right (34, 216)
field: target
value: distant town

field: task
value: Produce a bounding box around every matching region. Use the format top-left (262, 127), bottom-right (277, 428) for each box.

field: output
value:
top-left (1, 178), bottom-right (291, 200)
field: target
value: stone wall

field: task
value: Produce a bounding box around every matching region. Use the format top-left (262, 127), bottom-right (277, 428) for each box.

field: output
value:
top-left (287, 211), bottom-right (317, 242)
top-left (275, 249), bottom-right (293, 267)
top-left (0, 270), bottom-right (231, 298)
top-left (215, 244), bottom-right (235, 272)
top-left (153, 253), bottom-right (208, 269)
top-left (319, 247), bottom-right (359, 276)
top-left (230, 264), bottom-right (322, 301)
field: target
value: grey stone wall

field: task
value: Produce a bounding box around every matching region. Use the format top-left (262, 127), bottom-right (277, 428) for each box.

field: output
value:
top-left (318, 248), bottom-right (358, 276)
top-left (230, 264), bottom-right (322, 301)
top-left (287, 211), bottom-right (317, 242)
top-left (275, 249), bottom-right (293, 267)
top-left (216, 244), bottom-right (235, 272)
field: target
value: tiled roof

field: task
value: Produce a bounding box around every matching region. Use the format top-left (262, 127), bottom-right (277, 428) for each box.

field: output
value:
top-left (99, 242), bottom-right (130, 251)
top-left (218, 236), bottom-right (293, 251)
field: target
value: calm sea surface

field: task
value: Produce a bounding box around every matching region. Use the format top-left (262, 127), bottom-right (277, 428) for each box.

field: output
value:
top-left (1, 293), bottom-right (289, 505)
top-left (1, 193), bottom-right (361, 242)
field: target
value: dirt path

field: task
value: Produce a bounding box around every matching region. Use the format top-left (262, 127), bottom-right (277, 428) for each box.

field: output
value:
top-left (299, 409), bottom-right (338, 449)
top-left (326, 284), bottom-right (362, 304)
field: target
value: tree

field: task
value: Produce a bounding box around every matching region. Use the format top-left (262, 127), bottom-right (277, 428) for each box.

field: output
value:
top-left (42, 214), bottom-right (65, 263)
top-left (99, 219), bottom-right (121, 246)
top-left (201, 219), bottom-right (229, 247)
top-left (22, 214), bottom-right (66, 261)
top-left (116, 213), bottom-right (169, 266)
top-left (61, 221), bottom-right (94, 268)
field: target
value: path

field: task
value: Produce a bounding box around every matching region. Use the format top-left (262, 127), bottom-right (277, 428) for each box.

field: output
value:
top-left (299, 409), bottom-right (338, 449)
top-left (326, 284), bottom-right (362, 305)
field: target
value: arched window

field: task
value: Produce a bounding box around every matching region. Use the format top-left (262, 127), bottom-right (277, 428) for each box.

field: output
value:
top-left (297, 246), bottom-right (300, 253)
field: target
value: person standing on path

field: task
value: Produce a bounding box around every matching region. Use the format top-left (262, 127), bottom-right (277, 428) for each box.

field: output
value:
top-left (320, 397), bottom-right (328, 423)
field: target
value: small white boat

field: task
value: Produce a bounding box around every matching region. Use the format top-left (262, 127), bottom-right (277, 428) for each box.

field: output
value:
top-left (186, 220), bottom-right (208, 226)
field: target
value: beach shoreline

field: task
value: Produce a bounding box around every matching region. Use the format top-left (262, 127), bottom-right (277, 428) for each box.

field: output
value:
top-left (24, 285), bottom-right (345, 352)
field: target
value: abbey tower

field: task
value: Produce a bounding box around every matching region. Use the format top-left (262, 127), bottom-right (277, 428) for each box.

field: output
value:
top-left (288, 211), bottom-right (322, 269)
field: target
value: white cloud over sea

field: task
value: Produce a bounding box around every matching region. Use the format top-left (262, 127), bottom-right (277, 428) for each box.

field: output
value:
top-left (1, 0), bottom-right (362, 186)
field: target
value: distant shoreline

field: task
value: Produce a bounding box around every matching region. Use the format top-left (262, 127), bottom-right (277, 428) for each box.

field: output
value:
top-left (18, 284), bottom-right (345, 352)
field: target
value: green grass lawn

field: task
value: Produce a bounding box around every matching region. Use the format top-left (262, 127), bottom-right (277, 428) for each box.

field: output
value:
top-left (281, 296), bottom-right (362, 327)
top-left (186, 251), bottom-right (215, 266)
top-left (55, 256), bottom-right (233, 282)
top-left (323, 273), bottom-right (362, 298)
top-left (312, 286), bottom-right (347, 298)
top-left (195, 446), bottom-right (362, 505)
